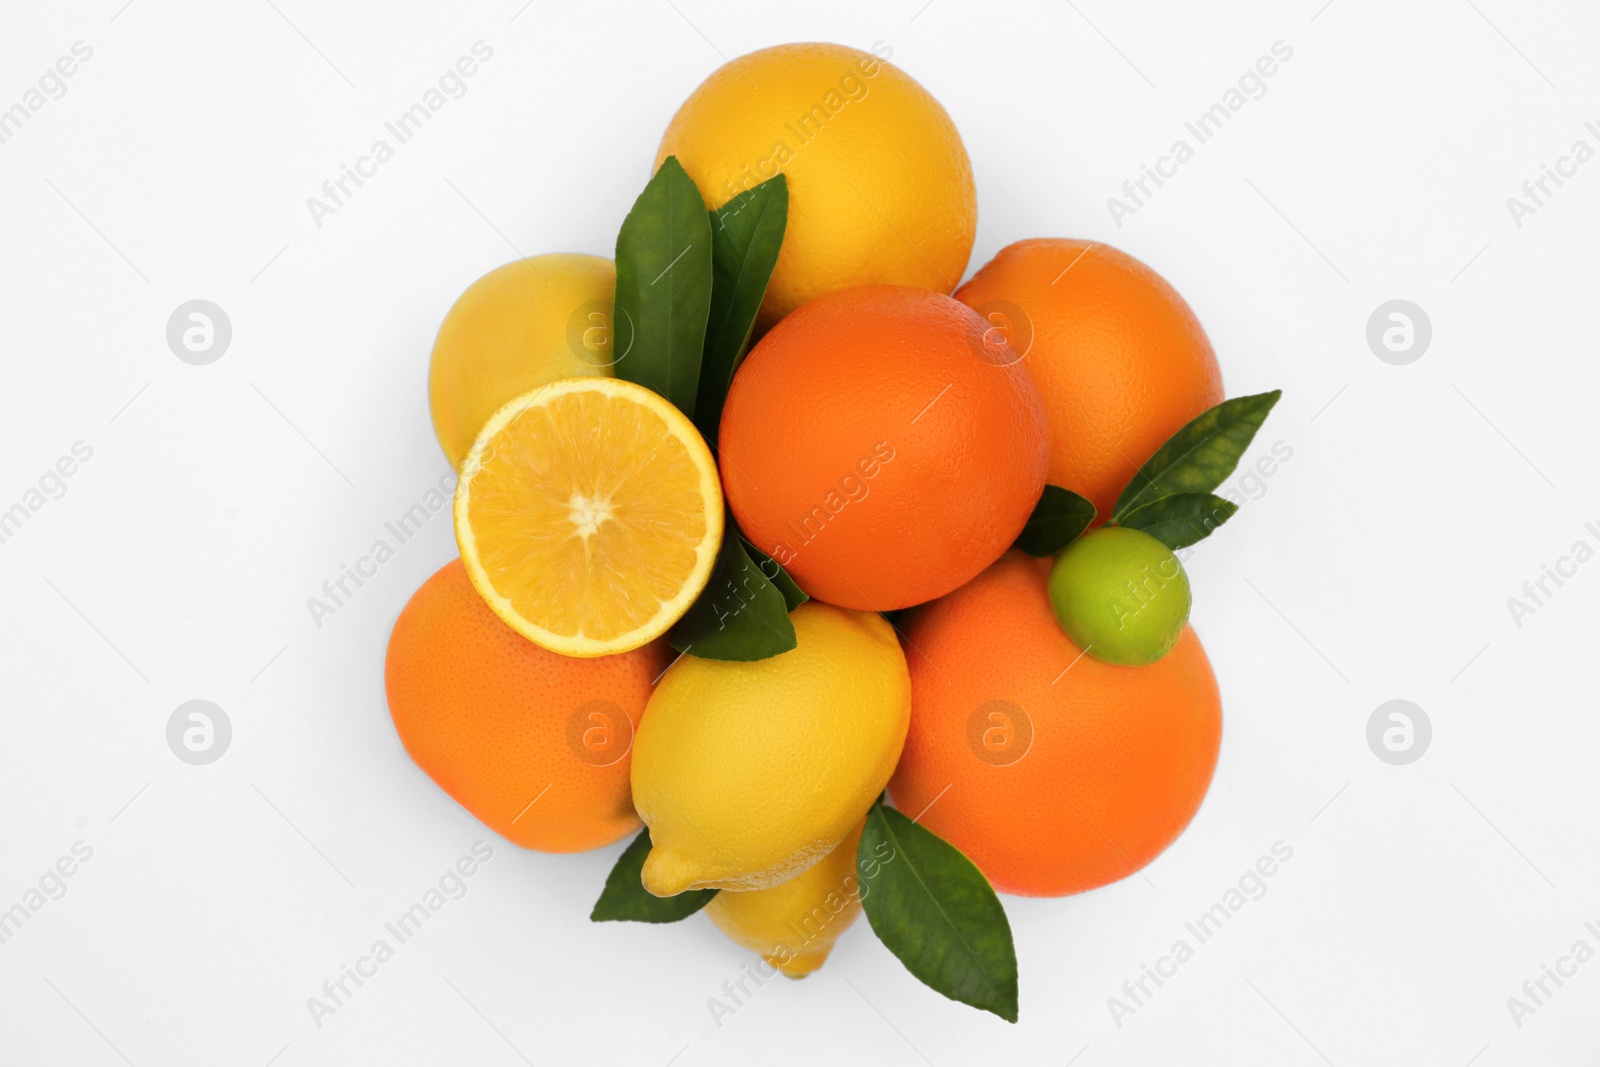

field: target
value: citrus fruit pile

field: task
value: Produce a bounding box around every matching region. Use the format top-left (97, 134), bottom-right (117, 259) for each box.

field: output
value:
top-left (385, 42), bottom-right (1282, 1020)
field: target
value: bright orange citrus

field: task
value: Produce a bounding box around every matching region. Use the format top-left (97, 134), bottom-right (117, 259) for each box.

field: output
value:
top-left (717, 286), bottom-right (1048, 611)
top-left (385, 559), bottom-right (670, 853)
top-left (454, 378), bottom-right (723, 658)
top-left (955, 240), bottom-right (1224, 522)
top-left (888, 552), bottom-right (1222, 896)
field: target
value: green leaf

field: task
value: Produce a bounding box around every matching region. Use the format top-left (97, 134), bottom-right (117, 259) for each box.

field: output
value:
top-left (613, 156), bottom-right (714, 417)
top-left (591, 830), bottom-right (717, 923)
top-left (669, 525), bottom-right (797, 660)
top-left (1111, 390), bottom-right (1282, 523)
top-left (1015, 485), bottom-right (1096, 556)
top-left (741, 536), bottom-right (807, 611)
top-left (859, 804), bottom-right (1019, 1022)
top-left (696, 175), bottom-right (788, 443)
top-left (1119, 492), bottom-right (1239, 550)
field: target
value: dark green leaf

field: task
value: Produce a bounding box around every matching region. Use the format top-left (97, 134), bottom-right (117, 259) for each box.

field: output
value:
top-left (1111, 390), bottom-right (1282, 523)
top-left (859, 804), bottom-right (1019, 1022)
top-left (1015, 485), bottom-right (1096, 556)
top-left (669, 526), bottom-right (797, 660)
top-left (613, 156), bottom-right (714, 417)
top-left (741, 536), bottom-right (807, 611)
top-left (591, 830), bottom-right (717, 922)
top-left (696, 175), bottom-right (788, 443)
top-left (1118, 492), bottom-right (1239, 550)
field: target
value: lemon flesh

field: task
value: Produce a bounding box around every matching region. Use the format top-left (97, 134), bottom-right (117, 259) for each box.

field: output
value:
top-left (454, 377), bottom-right (722, 658)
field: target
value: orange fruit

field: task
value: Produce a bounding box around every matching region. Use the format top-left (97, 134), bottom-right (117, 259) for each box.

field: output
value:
top-left (658, 42), bottom-right (976, 329)
top-left (717, 286), bottom-right (1048, 612)
top-left (385, 559), bottom-right (671, 853)
top-left (954, 239), bottom-right (1224, 522)
top-left (454, 378), bottom-right (723, 658)
top-left (888, 552), bottom-right (1221, 896)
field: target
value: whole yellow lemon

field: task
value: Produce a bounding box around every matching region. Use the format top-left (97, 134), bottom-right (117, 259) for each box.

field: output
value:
top-left (428, 253), bottom-right (615, 468)
top-left (704, 819), bottom-right (865, 978)
top-left (657, 42), bottom-right (976, 329)
top-left (631, 602), bottom-right (909, 895)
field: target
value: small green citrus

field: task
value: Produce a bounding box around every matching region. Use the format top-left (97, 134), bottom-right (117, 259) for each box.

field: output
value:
top-left (1047, 527), bottom-right (1191, 665)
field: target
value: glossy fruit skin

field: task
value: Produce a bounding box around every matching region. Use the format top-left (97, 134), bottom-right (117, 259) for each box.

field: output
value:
top-left (1048, 527), bottom-right (1191, 666)
top-left (704, 819), bottom-right (866, 978)
top-left (429, 253), bottom-right (616, 468)
top-left (658, 42), bottom-right (976, 329)
top-left (954, 239), bottom-right (1224, 522)
top-left (385, 560), bottom-right (670, 853)
top-left (718, 286), bottom-right (1049, 612)
top-left (889, 552), bottom-right (1221, 897)
top-left (632, 602), bottom-right (909, 895)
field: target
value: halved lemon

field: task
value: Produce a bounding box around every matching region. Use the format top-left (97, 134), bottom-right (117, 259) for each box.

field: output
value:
top-left (454, 377), bottom-right (723, 657)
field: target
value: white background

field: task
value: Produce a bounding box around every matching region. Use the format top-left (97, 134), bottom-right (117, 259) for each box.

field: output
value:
top-left (2, 0), bottom-right (1597, 1064)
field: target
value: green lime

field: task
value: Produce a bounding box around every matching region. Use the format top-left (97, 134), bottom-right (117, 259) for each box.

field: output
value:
top-left (1047, 527), bottom-right (1191, 665)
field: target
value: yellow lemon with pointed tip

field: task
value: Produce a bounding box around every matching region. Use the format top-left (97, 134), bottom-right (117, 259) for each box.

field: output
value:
top-left (632, 602), bottom-right (909, 894)
top-left (705, 819), bottom-right (865, 978)
top-left (429, 253), bottom-right (616, 469)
